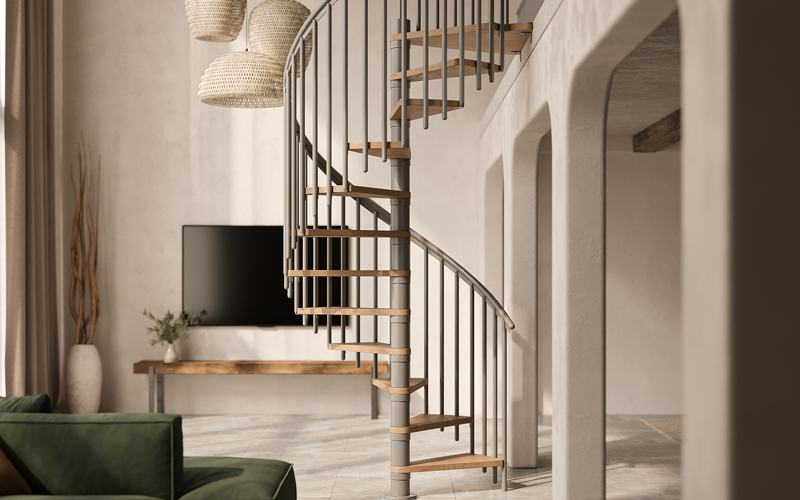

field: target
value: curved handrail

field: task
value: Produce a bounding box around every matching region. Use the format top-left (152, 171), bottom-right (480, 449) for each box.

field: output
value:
top-left (299, 136), bottom-right (515, 329)
top-left (283, 0), bottom-right (338, 80)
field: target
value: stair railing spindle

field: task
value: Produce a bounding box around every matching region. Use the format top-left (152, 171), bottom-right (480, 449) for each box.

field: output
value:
top-left (441, 0), bottom-right (447, 119)
top-left (481, 295), bottom-right (487, 471)
top-left (453, 0), bottom-right (456, 26)
top-left (493, 309), bottom-right (498, 483)
top-left (423, 0), bottom-right (429, 129)
top-left (469, 283), bottom-right (475, 453)
top-left (313, 23), bottom-right (319, 333)
top-left (489, 0), bottom-right (494, 82)
top-left (401, 0), bottom-right (408, 148)
top-left (502, 327), bottom-right (508, 491)
top-left (416, 0), bottom-right (421, 30)
top-left (439, 256), bottom-right (445, 428)
top-left (424, 247), bottom-right (429, 414)
top-left (372, 213), bottom-right (379, 418)
top-left (458, 0), bottom-right (464, 107)
top-left (342, 0), bottom-right (349, 191)
top-left (291, 58), bottom-right (299, 306)
top-left (476, 0), bottom-right (481, 90)
top-left (382, 0), bottom-right (388, 161)
top-left (454, 271), bottom-right (460, 441)
top-left (340, 196), bottom-right (346, 359)
top-left (499, 0), bottom-right (504, 71)
top-left (300, 42), bottom-right (308, 326)
top-left (355, 199), bottom-right (361, 367)
top-left (326, 4), bottom-right (333, 343)
top-left (363, 0), bottom-right (368, 173)
top-left (436, 0), bottom-right (439, 28)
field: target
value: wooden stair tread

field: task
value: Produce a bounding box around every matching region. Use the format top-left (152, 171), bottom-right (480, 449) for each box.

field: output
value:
top-left (304, 185), bottom-right (410, 199)
top-left (301, 307), bottom-right (410, 316)
top-left (329, 342), bottom-right (410, 355)
top-left (390, 453), bottom-right (503, 473)
top-left (390, 413), bottom-right (472, 434)
top-left (349, 141), bottom-right (411, 159)
top-left (390, 58), bottom-right (501, 82)
top-left (389, 22), bottom-right (533, 54)
top-left (289, 269), bottom-right (410, 277)
top-left (133, 359), bottom-right (388, 375)
top-left (297, 229), bottom-right (410, 238)
top-left (373, 377), bottom-right (428, 395)
top-left (390, 99), bottom-right (461, 121)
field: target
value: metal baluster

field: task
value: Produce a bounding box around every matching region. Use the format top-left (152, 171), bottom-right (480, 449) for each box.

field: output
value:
top-left (326, 4), bottom-right (333, 343)
top-left (505, 0), bottom-right (508, 23)
top-left (292, 58), bottom-right (299, 307)
top-left (416, 0), bottom-right (421, 30)
top-left (355, 200), bottom-right (361, 367)
top-left (481, 295), bottom-right (487, 470)
top-left (439, 257), bottom-right (445, 427)
top-left (423, 0), bottom-right (429, 130)
top-left (401, 0), bottom-right (408, 148)
top-left (493, 310), bottom-right (498, 483)
top-left (499, 0), bottom-right (504, 71)
top-left (340, 196), bottom-right (346, 359)
top-left (373, 212), bottom-right (379, 400)
top-left (471, 0), bottom-right (474, 24)
top-left (441, 0), bottom-right (447, 119)
top-left (363, 0), bottom-right (368, 173)
top-left (458, 0), bottom-right (464, 107)
top-left (476, 0), bottom-right (481, 90)
top-left (424, 247), bottom-right (429, 414)
top-left (342, 0), bottom-right (349, 191)
top-left (313, 23), bottom-right (319, 333)
top-left (453, 0), bottom-right (456, 26)
top-left (489, 0), bottom-right (494, 83)
top-left (382, 0), bottom-right (388, 161)
top-left (454, 271), bottom-right (460, 441)
top-left (300, 42), bottom-right (308, 326)
top-left (502, 326), bottom-right (508, 491)
top-left (289, 59), bottom-right (297, 302)
top-left (283, 71), bottom-right (289, 290)
top-left (436, 0), bottom-right (439, 28)
top-left (469, 284), bottom-right (475, 453)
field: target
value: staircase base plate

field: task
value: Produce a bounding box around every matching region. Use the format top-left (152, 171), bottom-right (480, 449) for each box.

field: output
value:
top-left (384, 494), bottom-right (418, 500)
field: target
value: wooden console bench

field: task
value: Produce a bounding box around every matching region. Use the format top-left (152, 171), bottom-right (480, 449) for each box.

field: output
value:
top-left (133, 360), bottom-right (388, 418)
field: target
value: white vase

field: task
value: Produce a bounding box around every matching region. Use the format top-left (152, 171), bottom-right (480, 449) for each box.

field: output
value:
top-left (66, 344), bottom-right (102, 414)
top-left (163, 343), bottom-right (179, 363)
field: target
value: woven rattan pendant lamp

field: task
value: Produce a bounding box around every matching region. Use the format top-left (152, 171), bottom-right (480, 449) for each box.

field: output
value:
top-left (198, 51), bottom-right (284, 108)
top-left (248, 0), bottom-right (312, 71)
top-left (185, 0), bottom-right (247, 42)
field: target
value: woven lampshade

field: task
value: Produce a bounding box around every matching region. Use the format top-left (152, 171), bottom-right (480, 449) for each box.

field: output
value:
top-left (198, 51), bottom-right (284, 108)
top-left (185, 0), bottom-right (247, 42)
top-left (249, 0), bottom-right (312, 71)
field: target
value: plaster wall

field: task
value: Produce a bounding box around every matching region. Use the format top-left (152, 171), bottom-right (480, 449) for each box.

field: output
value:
top-left (535, 148), bottom-right (681, 415)
top-left (58, 0), bottom-right (523, 414)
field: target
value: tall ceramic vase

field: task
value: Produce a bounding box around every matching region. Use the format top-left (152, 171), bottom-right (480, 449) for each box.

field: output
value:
top-left (66, 344), bottom-right (102, 414)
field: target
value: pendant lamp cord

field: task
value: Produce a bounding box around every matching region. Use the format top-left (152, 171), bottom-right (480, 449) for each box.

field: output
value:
top-left (245, 3), bottom-right (250, 51)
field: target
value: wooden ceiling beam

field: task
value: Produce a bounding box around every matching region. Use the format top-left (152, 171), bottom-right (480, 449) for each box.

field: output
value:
top-left (633, 108), bottom-right (681, 153)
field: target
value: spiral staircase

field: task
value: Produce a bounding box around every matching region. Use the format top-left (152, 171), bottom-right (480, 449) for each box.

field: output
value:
top-left (282, 1), bottom-right (531, 497)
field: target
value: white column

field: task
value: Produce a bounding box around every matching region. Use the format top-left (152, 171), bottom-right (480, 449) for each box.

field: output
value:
top-left (550, 68), bottom-right (612, 500)
top-left (502, 134), bottom-right (544, 469)
top-left (680, 1), bottom-right (800, 499)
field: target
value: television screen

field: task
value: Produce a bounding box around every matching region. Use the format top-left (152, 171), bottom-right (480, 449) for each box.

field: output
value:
top-left (182, 225), bottom-right (347, 326)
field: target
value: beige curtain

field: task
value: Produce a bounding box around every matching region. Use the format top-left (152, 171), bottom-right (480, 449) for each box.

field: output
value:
top-left (4, 0), bottom-right (58, 399)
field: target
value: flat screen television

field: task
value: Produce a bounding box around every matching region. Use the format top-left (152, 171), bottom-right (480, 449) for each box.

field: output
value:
top-left (182, 225), bottom-right (347, 327)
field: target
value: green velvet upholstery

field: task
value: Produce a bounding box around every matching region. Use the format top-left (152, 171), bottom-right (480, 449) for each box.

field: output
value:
top-left (3, 497), bottom-right (163, 500)
top-left (0, 393), bottom-right (54, 413)
top-left (182, 457), bottom-right (295, 500)
top-left (0, 413), bottom-right (183, 500)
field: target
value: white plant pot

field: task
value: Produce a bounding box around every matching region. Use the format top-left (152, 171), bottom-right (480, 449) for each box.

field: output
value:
top-left (66, 344), bottom-right (102, 414)
top-left (163, 343), bottom-right (179, 363)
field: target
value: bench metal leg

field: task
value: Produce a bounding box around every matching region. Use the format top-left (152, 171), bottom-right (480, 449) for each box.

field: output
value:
top-left (157, 374), bottom-right (164, 413)
top-left (149, 367), bottom-right (155, 413)
top-left (371, 384), bottom-right (378, 419)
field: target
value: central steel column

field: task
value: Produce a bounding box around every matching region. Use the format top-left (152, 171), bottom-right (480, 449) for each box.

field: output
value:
top-left (387, 14), bottom-right (416, 500)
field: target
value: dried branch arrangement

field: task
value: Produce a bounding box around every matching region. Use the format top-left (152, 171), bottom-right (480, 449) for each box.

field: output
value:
top-left (69, 132), bottom-right (101, 345)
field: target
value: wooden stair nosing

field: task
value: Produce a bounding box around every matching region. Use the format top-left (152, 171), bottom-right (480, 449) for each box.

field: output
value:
top-left (299, 307), bottom-right (410, 316)
top-left (390, 453), bottom-right (504, 473)
top-left (304, 185), bottom-right (411, 199)
top-left (390, 98), bottom-right (461, 121)
top-left (389, 22), bottom-right (533, 55)
top-left (373, 377), bottom-right (428, 395)
top-left (329, 342), bottom-right (410, 355)
top-left (288, 269), bottom-right (410, 277)
top-left (348, 141), bottom-right (411, 159)
top-left (390, 413), bottom-right (473, 434)
top-left (390, 58), bottom-right (502, 82)
top-left (297, 229), bottom-right (411, 238)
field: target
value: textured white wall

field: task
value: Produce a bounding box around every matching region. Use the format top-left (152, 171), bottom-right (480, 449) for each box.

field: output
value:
top-left (59, 0), bottom-right (522, 414)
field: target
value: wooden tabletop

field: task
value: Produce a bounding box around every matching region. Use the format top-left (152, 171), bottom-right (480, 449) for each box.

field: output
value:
top-left (133, 360), bottom-right (388, 375)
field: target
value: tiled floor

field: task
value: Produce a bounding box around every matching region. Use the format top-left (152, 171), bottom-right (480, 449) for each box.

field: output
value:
top-left (182, 414), bottom-right (681, 500)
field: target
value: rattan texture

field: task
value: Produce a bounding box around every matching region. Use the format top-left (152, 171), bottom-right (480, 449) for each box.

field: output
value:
top-left (249, 0), bottom-right (312, 72)
top-left (198, 51), bottom-right (284, 108)
top-left (185, 0), bottom-right (247, 42)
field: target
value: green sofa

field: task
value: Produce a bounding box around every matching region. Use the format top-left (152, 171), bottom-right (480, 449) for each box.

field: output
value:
top-left (0, 409), bottom-right (295, 500)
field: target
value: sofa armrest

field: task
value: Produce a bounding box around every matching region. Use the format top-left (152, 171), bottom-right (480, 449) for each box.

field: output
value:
top-left (0, 413), bottom-right (183, 500)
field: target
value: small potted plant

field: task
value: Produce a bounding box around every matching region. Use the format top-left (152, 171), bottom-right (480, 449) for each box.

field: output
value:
top-left (143, 310), bottom-right (205, 363)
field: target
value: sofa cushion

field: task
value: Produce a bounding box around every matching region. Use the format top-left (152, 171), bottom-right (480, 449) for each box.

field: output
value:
top-left (0, 445), bottom-right (31, 495)
top-left (0, 393), bottom-right (54, 413)
top-left (0, 413), bottom-right (183, 500)
top-left (182, 456), bottom-right (295, 500)
top-left (2, 497), bottom-right (162, 500)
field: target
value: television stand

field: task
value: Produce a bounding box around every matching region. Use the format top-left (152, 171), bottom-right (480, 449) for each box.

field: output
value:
top-left (133, 360), bottom-right (388, 418)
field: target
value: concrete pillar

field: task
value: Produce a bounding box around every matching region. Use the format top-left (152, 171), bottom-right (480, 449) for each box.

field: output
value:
top-left (549, 68), bottom-right (612, 500)
top-left (679, 1), bottom-right (800, 499)
top-left (502, 133), bottom-right (545, 469)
